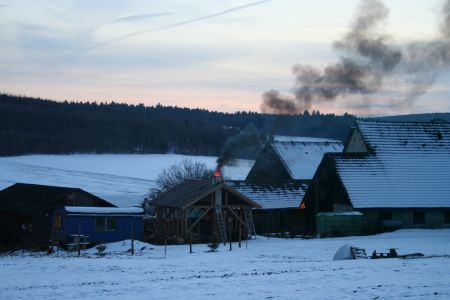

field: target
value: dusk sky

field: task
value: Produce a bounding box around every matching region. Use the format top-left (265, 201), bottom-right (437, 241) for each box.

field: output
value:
top-left (1, 0), bottom-right (449, 115)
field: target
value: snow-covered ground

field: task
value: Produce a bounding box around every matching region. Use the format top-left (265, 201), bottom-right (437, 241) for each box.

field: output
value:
top-left (1, 229), bottom-right (449, 299)
top-left (0, 154), bottom-right (254, 206)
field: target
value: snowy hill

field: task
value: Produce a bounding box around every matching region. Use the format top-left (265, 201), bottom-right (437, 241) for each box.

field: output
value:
top-left (0, 154), bottom-right (254, 207)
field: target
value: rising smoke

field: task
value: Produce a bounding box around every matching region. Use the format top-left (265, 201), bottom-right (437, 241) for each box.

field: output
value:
top-left (261, 0), bottom-right (450, 114)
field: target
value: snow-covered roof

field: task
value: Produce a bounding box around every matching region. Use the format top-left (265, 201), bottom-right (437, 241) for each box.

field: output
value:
top-left (336, 120), bottom-right (450, 208)
top-left (274, 136), bottom-right (341, 143)
top-left (272, 140), bottom-right (343, 179)
top-left (316, 211), bottom-right (363, 216)
top-left (225, 180), bottom-right (309, 209)
top-left (64, 206), bottom-right (144, 214)
top-left (154, 180), bottom-right (261, 209)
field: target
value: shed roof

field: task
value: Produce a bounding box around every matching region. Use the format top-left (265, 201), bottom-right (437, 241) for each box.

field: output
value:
top-left (153, 180), bottom-right (261, 209)
top-left (270, 140), bottom-right (343, 180)
top-left (64, 206), bottom-right (143, 214)
top-left (334, 120), bottom-right (450, 208)
top-left (225, 180), bottom-right (309, 209)
top-left (0, 183), bottom-right (114, 215)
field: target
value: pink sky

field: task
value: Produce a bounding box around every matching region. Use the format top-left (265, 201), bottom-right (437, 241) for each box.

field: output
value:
top-left (1, 0), bottom-right (449, 116)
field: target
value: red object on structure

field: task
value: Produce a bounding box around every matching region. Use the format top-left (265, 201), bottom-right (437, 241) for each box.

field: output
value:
top-left (214, 166), bottom-right (221, 177)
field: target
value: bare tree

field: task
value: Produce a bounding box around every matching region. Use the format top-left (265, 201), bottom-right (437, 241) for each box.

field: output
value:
top-left (149, 158), bottom-right (213, 200)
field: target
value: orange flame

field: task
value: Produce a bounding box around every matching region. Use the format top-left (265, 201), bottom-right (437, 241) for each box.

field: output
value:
top-left (214, 166), bottom-right (221, 177)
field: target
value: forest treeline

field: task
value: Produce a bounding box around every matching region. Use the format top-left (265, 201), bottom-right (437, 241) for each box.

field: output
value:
top-left (0, 93), bottom-right (356, 158)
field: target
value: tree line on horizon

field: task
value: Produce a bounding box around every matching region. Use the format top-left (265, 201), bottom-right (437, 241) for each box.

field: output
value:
top-left (0, 93), bottom-right (356, 157)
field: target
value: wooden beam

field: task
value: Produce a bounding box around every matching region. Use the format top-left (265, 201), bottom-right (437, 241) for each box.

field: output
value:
top-left (188, 207), bottom-right (212, 232)
top-left (190, 205), bottom-right (214, 209)
top-left (227, 207), bottom-right (246, 227)
top-left (184, 208), bottom-right (188, 238)
top-left (190, 205), bottom-right (249, 209)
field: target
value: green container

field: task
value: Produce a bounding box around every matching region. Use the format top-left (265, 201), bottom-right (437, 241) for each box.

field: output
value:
top-left (316, 212), bottom-right (364, 238)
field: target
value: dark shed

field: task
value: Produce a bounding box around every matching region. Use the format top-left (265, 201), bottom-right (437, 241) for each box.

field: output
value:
top-left (226, 180), bottom-right (309, 235)
top-left (0, 183), bottom-right (114, 250)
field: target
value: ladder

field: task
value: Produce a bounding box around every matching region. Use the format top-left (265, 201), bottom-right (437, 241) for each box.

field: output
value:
top-left (215, 211), bottom-right (227, 244)
top-left (244, 208), bottom-right (257, 239)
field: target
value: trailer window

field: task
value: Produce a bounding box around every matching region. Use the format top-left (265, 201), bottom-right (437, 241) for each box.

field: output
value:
top-left (54, 214), bottom-right (62, 229)
top-left (95, 217), bottom-right (117, 231)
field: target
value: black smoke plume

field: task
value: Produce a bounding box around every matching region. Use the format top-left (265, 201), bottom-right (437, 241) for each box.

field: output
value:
top-left (261, 0), bottom-right (450, 114)
top-left (216, 123), bottom-right (265, 168)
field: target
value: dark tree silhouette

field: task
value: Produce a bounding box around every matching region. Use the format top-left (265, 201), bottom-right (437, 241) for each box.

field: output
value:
top-left (0, 93), bottom-right (358, 157)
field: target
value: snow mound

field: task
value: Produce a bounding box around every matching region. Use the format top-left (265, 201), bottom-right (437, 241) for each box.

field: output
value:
top-left (333, 244), bottom-right (355, 260)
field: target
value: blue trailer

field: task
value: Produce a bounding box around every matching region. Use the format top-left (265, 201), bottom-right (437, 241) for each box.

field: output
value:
top-left (52, 206), bottom-right (144, 246)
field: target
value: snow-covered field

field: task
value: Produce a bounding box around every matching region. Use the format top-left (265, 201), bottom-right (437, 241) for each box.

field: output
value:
top-left (1, 230), bottom-right (449, 299)
top-left (0, 154), bottom-right (254, 206)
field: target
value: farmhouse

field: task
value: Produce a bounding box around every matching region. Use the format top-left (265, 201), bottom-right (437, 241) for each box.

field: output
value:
top-left (151, 174), bottom-right (261, 244)
top-left (0, 183), bottom-right (143, 250)
top-left (303, 120), bottom-right (450, 236)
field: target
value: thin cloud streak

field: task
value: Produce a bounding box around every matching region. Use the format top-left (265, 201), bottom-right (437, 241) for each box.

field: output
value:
top-left (82, 0), bottom-right (272, 52)
top-left (109, 12), bottom-right (173, 23)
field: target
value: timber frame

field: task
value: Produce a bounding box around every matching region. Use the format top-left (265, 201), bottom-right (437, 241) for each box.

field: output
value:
top-left (150, 180), bottom-right (261, 244)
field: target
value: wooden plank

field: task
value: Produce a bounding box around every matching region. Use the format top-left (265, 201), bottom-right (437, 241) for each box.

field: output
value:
top-left (190, 205), bottom-right (214, 209)
top-left (227, 207), bottom-right (246, 227)
top-left (187, 207), bottom-right (212, 232)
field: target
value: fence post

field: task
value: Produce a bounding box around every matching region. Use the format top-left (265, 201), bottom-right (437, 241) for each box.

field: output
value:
top-left (77, 222), bottom-right (81, 257)
top-left (238, 224), bottom-right (242, 248)
top-left (131, 221), bottom-right (135, 255)
top-left (228, 215), bottom-right (232, 251)
top-left (164, 239), bottom-right (167, 257)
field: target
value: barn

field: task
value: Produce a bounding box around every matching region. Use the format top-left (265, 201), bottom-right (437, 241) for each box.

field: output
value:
top-left (240, 137), bottom-right (343, 235)
top-left (303, 120), bottom-right (450, 236)
top-left (246, 138), bottom-right (343, 181)
top-left (150, 174), bottom-right (261, 244)
top-left (225, 180), bottom-right (309, 236)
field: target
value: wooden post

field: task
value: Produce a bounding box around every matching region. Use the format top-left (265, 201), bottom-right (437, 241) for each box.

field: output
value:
top-left (228, 213), bottom-right (232, 251)
top-left (238, 221), bottom-right (242, 248)
top-left (184, 209), bottom-right (188, 242)
top-left (131, 221), bottom-right (135, 255)
top-left (245, 229), bottom-right (248, 250)
top-left (211, 193), bottom-right (215, 241)
top-left (164, 218), bottom-right (167, 257)
top-left (189, 217), bottom-right (192, 254)
top-left (77, 222), bottom-right (81, 257)
top-left (164, 239), bottom-right (167, 257)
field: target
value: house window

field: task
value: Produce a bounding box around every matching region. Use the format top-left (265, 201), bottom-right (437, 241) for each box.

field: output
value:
top-left (95, 217), bottom-right (117, 231)
top-left (444, 211), bottom-right (450, 224)
top-left (54, 214), bottom-right (62, 229)
top-left (379, 211), bottom-right (392, 220)
top-left (413, 211), bottom-right (425, 225)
